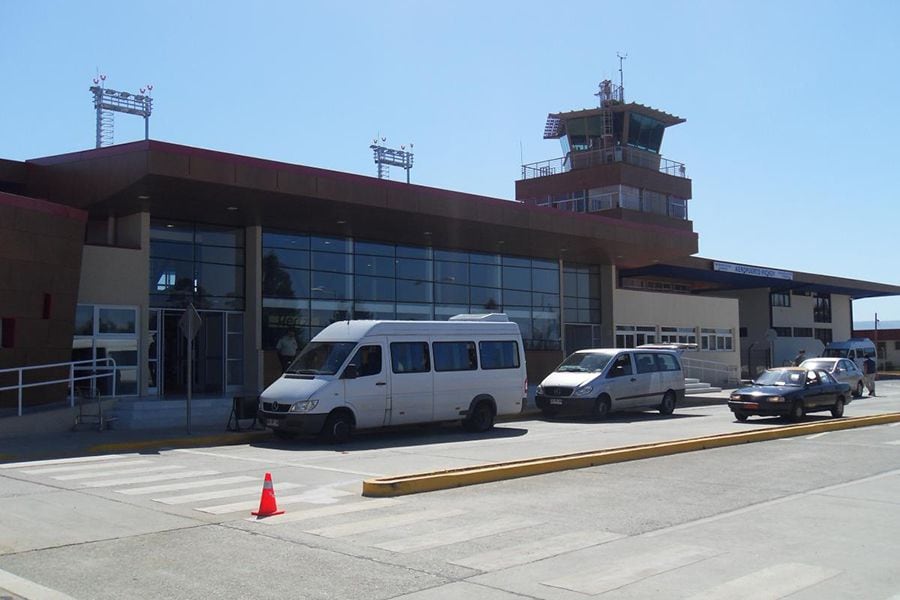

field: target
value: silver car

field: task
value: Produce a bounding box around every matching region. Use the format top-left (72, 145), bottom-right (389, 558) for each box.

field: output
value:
top-left (800, 357), bottom-right (865, 398)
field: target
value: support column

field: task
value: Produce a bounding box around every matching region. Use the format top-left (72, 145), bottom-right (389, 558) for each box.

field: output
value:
top-left (244, 226), bottom-right (263, 393)
top-left (599, 264), bottom-right (616, 347)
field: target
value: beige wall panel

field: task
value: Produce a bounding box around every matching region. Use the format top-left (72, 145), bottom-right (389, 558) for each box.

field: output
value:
top-left (78, 246), bottom-right (147, 306)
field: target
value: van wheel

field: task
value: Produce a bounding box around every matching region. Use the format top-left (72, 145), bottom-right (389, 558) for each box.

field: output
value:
top-left (854, 381), bottom-right (864, 398)
top-left (831, 397), bottom-right (845, 418)
top-left (659, 391), bottom-right (676, 416)
top-left (321, 412), bottom-right (353, 444)
top-left (463, 401), bottom-right (495, 433)
top-left (592, 396), bottom-right (610, 420)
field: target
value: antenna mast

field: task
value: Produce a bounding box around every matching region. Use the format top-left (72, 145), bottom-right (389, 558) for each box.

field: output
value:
top-left (617, 52), bottom-right (627, 101)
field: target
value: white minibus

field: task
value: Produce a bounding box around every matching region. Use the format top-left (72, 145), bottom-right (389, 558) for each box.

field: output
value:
top-left (258, 314), bottom-right (527, 442)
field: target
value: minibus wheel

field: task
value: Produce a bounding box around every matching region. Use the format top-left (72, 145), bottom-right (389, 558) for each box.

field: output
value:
top-left (322, 411), bottom-right (353, 443)
top-left (463, 401), bottom-right (495, 433)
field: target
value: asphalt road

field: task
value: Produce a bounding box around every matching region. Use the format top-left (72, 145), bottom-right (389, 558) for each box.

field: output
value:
top-left (0, 385), bottom-right (898, 599)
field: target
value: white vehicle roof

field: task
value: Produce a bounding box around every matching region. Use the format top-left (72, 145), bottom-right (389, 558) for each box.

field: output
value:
top-left (312, 314), bottom-right (521, 342)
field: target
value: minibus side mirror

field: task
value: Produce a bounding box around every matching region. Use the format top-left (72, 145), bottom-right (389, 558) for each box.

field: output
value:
top-left (342, 364), bottom-right (359, 379)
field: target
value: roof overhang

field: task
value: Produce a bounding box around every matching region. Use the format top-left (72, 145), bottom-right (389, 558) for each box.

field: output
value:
top-left (621, 256), bottom-right (900, 300)
top-left (23, 140), bottom-right (698, 266)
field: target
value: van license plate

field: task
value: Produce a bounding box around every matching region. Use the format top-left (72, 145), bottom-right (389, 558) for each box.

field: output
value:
top-left (550, 399), bottom-right (563, 405)
top-left (266, 418), bottom-right (280, 427)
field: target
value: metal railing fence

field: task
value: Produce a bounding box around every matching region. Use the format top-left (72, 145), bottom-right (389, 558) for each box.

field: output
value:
top-left (0, 358), bottom-right (117, 416)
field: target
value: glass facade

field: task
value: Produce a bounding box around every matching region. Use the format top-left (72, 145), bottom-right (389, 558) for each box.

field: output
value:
top-left (150, 221), bottom-right (245, 310)
top-left (72, 304), bottom-right (139, 396)
top-left (261, 231), bottom-right (601, 352)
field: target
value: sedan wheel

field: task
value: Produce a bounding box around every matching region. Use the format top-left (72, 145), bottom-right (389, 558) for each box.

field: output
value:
top-left (789, 400), bottom-right (805, 422)
top-left (831, 397), bottom-right (845, 418)
top-left (734, 410), bottom-right (749, 422)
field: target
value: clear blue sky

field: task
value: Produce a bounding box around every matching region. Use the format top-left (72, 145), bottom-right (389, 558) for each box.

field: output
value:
top-left (3, 1), bottom-right (899, 323)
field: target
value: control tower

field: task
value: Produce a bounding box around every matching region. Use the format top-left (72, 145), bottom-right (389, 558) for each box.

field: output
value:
top-left (517, 79), bottom-right (693, 256)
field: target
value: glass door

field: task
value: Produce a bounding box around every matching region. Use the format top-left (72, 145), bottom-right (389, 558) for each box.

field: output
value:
top-left (160, 310), bottom-right (243, 397)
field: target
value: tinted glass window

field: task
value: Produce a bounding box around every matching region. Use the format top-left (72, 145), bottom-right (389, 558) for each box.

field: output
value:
top-left (391, 342), bottom-right (431, 373)
top-left (654, 353), bottom-right (680, 372)
top-left (74, 305), bottom-right (94, 336)
top-left (347, 345), bottom-right (382, 377)
top-left (635, 352), bottom-right (656, 374)
top-left (98, 308), bottom-right (136, 334)
top-left (479, 341), bottom-right (520, 370)
top-left (433, 341), bottom-right (477, 372)
top-left (607, 354), bottom-right (633, 377)
top-left (264, 248), bottom-right (309, 270)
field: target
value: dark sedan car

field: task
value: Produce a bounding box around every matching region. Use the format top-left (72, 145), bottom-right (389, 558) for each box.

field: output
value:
top-left (728, 367), bottom-right (851, 422)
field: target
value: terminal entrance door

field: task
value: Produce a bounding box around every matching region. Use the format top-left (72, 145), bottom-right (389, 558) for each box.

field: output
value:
top-left (160, 310), bottom-right (225, 397)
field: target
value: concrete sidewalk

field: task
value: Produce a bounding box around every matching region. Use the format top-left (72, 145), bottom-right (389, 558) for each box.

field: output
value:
top-left (0, 391), bottom-right (731, 464)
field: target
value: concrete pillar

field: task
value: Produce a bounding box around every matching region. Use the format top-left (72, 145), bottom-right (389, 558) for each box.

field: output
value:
top-left (599, 264), bottom-right (616, 347)
top-left (244, 226), bottom-right (263, 393)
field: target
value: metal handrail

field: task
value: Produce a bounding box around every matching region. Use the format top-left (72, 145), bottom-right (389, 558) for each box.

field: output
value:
top-left (681, 357), bottom-right (740, 387)
top-left (522, 147), bottom-right (687, 180)
top-left (0, 358), bottom-right (117, 416)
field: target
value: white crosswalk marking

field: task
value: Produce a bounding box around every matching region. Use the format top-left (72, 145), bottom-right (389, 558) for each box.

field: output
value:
top-left (686, 563), bottom-right (840, 599)
top-left (153, 482), bottom-right (304, 505)
top-left (0, 454), bottom-right (134, 469)
top-left (117, 476), bottom-right (258, 496)
top-left (0, 567), bottom-right (78, 600)
top-left (374, 516), bottom-right (541, 553)
top-left (22, 459), bottom-right (153, 475)
top-left (53, 464), bottom-right (186, 481)
top-left (199, 488), bottom-right (354, 514)
top-left (543, 544), bottom-right (719, 595)
top-left (450, 530), bottom-right (624, 571)
top-left (306, 508), bottom-right (466, 538)
top-left (248, 498), bottom-right (400, 524)
top-left (78, 470), bottom-right (220, 488)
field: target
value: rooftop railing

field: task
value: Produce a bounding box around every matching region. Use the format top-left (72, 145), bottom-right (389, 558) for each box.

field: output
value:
top-left (521, 147), bottom-right (687, 180)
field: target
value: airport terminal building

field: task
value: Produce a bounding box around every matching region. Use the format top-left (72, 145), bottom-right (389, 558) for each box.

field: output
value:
top-left (2, 84), bottom-right (898, 419)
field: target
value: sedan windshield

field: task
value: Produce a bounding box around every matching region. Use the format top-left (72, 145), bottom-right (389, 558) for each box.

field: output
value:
top-left (286, 342), bottom-right (356, 375)
top-left (556, 352), bottom-right (614, 373)
top-left (753, 369), bottom-right (804, 386)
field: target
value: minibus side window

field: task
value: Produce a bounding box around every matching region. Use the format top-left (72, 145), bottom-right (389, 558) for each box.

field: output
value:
top-left (347, 345), bottom-right (382, 377)
top-left (479, 340), bottom-right (520, 370)
top-left (433, 341), bottom-right (477, 372)
top-left (390, 342), bottom-right (431, 373)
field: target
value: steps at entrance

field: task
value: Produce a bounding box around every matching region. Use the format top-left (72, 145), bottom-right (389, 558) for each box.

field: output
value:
top-left (111, 398), bottom-right (239, 430)
top-left (684, 378), bottom-right (723, 394)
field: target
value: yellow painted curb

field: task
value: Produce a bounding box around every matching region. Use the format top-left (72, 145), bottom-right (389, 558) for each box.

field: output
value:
top-left (88, 430), bottom-right (271, 454)
top-left (362, 412), bottom-right (900, 497)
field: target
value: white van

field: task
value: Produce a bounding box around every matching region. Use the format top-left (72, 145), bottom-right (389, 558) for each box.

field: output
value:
top-left (258, 314), bottom-right (527, 442)
top-left (822, 338), bottom-right (876, 371)
top-left (535, 348), bottom-right (685, 419)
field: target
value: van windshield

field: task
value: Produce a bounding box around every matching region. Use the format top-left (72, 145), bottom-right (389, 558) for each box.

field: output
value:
top-left (823, 348), bottom-right (848, 358)
top-left (286, 342), bottom-right (357, 375)
top-left (556, 352), bottom-right (614, 373)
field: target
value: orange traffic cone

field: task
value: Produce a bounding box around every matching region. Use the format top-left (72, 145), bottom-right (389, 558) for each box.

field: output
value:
top-left (251, 472), bottom-right (285, 517)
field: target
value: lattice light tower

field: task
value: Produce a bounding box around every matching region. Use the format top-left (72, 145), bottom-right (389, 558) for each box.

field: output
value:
top-left (370, 137), bottom-right (414, 183)
top-left (89, 75), bottom-right (154, 148)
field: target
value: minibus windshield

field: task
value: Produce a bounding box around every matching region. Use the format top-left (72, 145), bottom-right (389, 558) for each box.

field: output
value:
top-left (556, 352), bottom-right (614, 373)
top-left (286, 342), bottom-right (357, 375)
